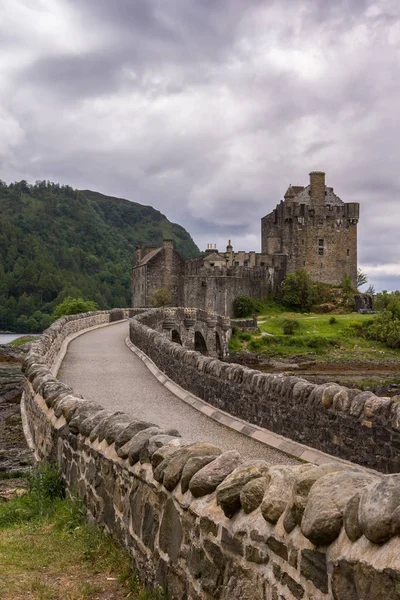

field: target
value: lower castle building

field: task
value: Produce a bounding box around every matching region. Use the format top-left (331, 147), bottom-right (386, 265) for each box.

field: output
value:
top-left (132, 171), bottom-right (359, 316)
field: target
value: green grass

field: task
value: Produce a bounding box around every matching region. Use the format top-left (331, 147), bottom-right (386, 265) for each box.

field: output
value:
top-left (230, 309), bottom-right (400, 363)
top-left (0, 465), bottom-right (167, 600)
top-left (8, 335), bottom-right (37, 346)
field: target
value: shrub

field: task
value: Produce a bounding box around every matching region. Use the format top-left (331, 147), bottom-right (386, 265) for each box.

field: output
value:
top-left (282, 319), bottom-right (300, 335)
top-left (281, 270), bottom-right (322, 312)
top-left (238, 332), bottom-right (252, 341)
top-left (248, 338), bottom-right (264, 351)
top-left (150, 287), bottom-right (172, 307)
top-left (341, 274), bottom-right (355, 295)
top-left (365, 310), bottom-right (400, 349)
top-left (52, 297), bottom-right (97, 320)
top-left (329, 316), bottom-right (337, 325)
top-left (233, 295), bottom-right (255, 318)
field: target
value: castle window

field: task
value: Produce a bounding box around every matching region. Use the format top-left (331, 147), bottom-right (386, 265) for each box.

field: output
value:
top-left (318, 239), bottom-right (324, 256)
top-left (303, 260), bottom-right (306, 266)
top-left (300, 204), bottom-right (305, 216)
top-left (244, 260), bottom-right (248, 267)
top-left (347, 249), bottom-right (350, 256)
top-left (210, 262), bottom-right (215, 267)
top-left (235, 261), bottom-right (239, 266)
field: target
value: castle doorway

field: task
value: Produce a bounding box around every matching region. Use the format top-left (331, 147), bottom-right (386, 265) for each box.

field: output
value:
top-left (171, 330), bottom-right (182, 345)
top-left (194, 331), bottom-right (208, 355)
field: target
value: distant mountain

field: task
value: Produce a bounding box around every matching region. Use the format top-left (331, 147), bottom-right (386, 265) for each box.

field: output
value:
top-left (0, 180), bottom-right (199, 332)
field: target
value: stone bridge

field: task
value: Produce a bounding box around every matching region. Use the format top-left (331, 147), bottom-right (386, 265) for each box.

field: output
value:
top-left (20, 308), bottom-right (400, 600)
top-left (145, 307), bottom-right (232, 358)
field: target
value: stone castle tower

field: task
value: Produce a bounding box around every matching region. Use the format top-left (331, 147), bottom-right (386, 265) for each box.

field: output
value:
top-left (132, 171), bottom-right (359, 315)
top-left (261, 171), bottom-right (359, 288)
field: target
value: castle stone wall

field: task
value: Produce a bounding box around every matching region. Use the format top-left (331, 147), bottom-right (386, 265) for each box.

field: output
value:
top-left (21, 310), bottom-right (400, 600)
top-left (182, 256), bottom-right (286, 317)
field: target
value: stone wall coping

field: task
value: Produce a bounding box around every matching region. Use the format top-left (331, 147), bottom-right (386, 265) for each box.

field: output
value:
top-left (124, 335), bottom-right (371, 473)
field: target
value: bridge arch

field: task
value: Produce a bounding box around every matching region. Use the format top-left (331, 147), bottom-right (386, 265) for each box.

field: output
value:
top-left (171, 329), bottom-right (182, 345)
top-left (194, 330), bottom-right (208, 355)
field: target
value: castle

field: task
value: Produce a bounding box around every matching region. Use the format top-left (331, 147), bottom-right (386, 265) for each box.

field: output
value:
top-left (132, 171), bottom-right (359, 316)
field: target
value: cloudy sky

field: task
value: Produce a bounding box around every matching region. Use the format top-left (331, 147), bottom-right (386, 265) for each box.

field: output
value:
top-left (1, 0), bottom-right (399, 290)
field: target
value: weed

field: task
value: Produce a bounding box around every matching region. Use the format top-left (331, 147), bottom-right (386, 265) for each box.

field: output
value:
top-left (329, 316), bottom-right (337, 325)
top-left (282, 319), bottom-right (300, 335)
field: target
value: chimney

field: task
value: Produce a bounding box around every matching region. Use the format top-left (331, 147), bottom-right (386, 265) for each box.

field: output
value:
top-left (135, 246), bottom-right (142, 264)
top-left (309, 171), bottom-right (326, 206)
top-left (163, 239), bottom-right (174, 251)
top-left (144, 246), bottom-right (157, 255)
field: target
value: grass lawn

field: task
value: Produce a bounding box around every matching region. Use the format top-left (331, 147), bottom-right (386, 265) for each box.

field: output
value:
top-left (0, 468), bottom-right (165, 600)
top-left (231, 307), bottom-right (400, 364)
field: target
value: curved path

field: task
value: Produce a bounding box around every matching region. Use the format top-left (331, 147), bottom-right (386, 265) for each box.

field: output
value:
top-left (59, 321), bottom-right (297, 464)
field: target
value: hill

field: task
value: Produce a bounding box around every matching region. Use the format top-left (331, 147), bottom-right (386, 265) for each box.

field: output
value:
top-left (0, 180), bottom-right (199, 332)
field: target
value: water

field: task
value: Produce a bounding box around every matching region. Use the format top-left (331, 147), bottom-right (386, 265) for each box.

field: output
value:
top-left (0, 334), bottom-right (26, 344)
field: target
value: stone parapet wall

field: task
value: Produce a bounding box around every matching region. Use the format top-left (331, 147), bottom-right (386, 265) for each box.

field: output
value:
top-left (22, 310), bottom-right (400, 599)
top-left (131, 309), bottom-right (400, 474)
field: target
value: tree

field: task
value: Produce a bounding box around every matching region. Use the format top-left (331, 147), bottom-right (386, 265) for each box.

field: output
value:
top-left (281, 270), bottom-right (319, 312)
top-left (366, 284), bottom-right (375, 295)
top-left (233, 295), bottom-right (255, 318)
top-left (52, 297), bottom-right (98, 320)
top-left (150, 288), bottom-right (172, 307)
top-left (357, 268), bottom-right (368, 289)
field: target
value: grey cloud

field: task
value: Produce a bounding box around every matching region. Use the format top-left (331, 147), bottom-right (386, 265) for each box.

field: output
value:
top-left (1, 0), bottom-right (400, 290)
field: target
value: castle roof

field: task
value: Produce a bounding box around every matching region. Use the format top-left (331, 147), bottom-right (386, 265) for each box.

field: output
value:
top-left (288, 184), bottom-right (343, 206)
top-left (139, 247), bottom-right (162, 265)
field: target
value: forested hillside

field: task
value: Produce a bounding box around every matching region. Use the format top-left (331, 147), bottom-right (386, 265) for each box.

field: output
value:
top-left (0, 180), bottom-right (199, 332)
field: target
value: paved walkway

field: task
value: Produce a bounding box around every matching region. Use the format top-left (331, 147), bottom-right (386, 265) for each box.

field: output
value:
top-left (59, 322), bottom-right (297, 464)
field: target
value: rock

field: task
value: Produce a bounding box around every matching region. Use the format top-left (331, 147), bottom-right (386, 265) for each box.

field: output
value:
top-left (163, 443), bottom-right (222, 492)
top-left (103, 415), bottom-right (133, 445)
top-left (89, 412), bottom-right (123, 442)
top-left (216, 461), bottom-right (270, 518)
top-left (0, 478), bottom-right (29, 502)
top-left (67, 403), bottom-right (105, 434)
top-left (344, 493), bottom-right (363, 542)
top-left (140, 435), bottom-right (181, 463)
top-left (123, 427), bottom-right (161, 462)
top-left (261, 467), bottom-right (297, 524)
top-left (114, 420), bottom-right (157, 450)
top-left (78, 410), bottom-right (110, 437)
top-left (158, 499), bottom-right (182, 562)
top-left (359, 474), bottom-right (400, 544)
top-left (321, 385), bottom-right (342, 409)
top-left (52, 395), bottom-right (84, 420)
top-left (151, 441), bottom-right (185, 469)
top-left (189, 451), bottom-right (242, 498)
top-left (301, 471), bottom-right (378, 546)
top-left (283, 464), bottom-right (345, 532)
top-left (181, 456), bottom-right (217, 494)
top-left (240, 476), bottom-right (269, 514)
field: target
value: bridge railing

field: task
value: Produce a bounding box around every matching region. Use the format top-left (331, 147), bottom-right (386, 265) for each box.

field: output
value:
top-left (20, 309), bottom-right (400, 600)
top-left (130, 308), bottom-right (400, 473)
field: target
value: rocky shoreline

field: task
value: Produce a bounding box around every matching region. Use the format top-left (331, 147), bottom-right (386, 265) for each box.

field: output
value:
top-left (227, 352), bottom-right (400, 397)
top-left (0, 343), bottom-right (33, 500)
